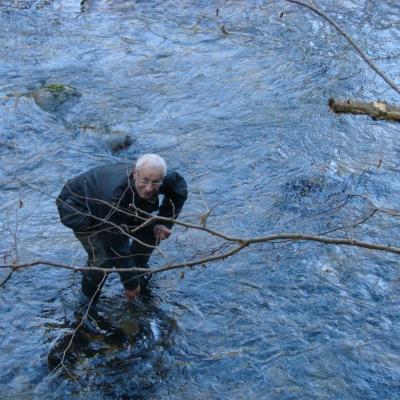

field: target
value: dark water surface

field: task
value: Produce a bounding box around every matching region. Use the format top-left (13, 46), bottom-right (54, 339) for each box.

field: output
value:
top-left (1, 0), bottom-right (400, 398)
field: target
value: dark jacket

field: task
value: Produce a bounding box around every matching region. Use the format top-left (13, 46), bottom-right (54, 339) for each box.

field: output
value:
top-left (56, 163), bottom-right (187, 232)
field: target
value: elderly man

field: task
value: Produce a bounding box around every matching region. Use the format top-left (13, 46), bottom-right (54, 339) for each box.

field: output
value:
top-left (56, 154), bottom-right (187, 301)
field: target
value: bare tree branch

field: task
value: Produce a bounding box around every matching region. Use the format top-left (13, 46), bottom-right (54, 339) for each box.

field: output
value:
top-left (286, 0), bottom-right (400, 96)
top-left (1, 168), bottom-right (400, 287)
top-left (48, 274), bottom-right (107, 379)
top-left (0, 267), bottom-right (15, 288)
top-left (2, 228), bottom-right (400, 277)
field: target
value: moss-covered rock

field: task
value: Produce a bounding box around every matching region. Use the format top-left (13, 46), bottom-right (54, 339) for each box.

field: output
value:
top-left (43, 83), bottom-right (68, 93)
top-left (33, 83), bottom-right (81, 113)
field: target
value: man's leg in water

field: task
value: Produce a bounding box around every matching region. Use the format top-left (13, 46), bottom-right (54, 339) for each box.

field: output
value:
top-left (126, 224), bottom-right (157, 289)
top-left (74, 231), bottom-right (131, 301)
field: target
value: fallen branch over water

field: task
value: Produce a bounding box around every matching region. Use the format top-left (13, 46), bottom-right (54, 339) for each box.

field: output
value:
top-left (328, 98), bottom-right (400, 122)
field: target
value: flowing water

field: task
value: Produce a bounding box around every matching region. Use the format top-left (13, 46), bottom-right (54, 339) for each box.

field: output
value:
top-left (1, 0), bottom-right (400, 398)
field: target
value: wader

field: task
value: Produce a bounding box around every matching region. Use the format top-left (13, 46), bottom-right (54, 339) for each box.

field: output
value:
top-left (74, 224), bottom-right (156, 300)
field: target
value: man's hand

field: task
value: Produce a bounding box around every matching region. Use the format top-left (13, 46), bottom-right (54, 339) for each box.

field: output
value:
top-left (153, 224), bottom-right (171, 241)
top-left (125, 285), bottom-right (141, 302)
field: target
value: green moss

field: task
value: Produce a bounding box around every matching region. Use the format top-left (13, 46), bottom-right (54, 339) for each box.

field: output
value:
top-left (44, 83), bottom-right (67, 93)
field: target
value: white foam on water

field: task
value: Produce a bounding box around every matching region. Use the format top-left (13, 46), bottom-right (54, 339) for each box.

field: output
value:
top-left (150, 319), bottom-right (160, 342)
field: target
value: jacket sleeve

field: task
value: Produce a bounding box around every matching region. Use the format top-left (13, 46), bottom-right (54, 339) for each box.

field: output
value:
top-left (56, 182), bottom-right (93, 231)
top-left (158, 171), bottom-right (188, 228)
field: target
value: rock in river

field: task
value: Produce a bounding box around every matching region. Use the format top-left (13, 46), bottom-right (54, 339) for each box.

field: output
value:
top-left (32, 83), bottom-right (81, 113)
top-left (107, 132), bottom-right (134, 153)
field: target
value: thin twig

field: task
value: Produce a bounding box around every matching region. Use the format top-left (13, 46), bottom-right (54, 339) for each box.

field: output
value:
top-left (0, 268), bottom-right (15, 288)
top-left (286, 0), bottom-right (400, 96)
top-left (319, 208), bottom-right (378, 236)
top-left (48, 274), bottom-right (106, 377)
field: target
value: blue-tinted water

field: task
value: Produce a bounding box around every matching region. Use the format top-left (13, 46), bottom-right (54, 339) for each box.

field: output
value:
top-left (1, 0), bottom-right (400, 398)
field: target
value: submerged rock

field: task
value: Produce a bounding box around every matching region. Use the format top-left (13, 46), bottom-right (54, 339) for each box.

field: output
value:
top-left (284, 175), bottom-right (328, 198)
top-left (272, 173), bottom-right (353, 218)
top-left (33, 83), bottom-right (81, 113)
top-left (47, 301), bottom-right (176, 378)
top-left (107, 132), bottom-right (134, 153)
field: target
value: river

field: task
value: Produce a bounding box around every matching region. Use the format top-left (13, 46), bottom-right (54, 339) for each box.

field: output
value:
top-left (1, 0), bottom-right (400, 399)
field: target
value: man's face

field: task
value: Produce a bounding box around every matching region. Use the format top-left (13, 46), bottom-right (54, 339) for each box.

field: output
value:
top-left (133, 166), bottom-right (163, 200)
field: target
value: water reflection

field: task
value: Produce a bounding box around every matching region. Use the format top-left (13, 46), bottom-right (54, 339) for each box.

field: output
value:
top-left (46, 286), bottom-right (177, 398)
top-left (2, 0), bottom-right (400, 398)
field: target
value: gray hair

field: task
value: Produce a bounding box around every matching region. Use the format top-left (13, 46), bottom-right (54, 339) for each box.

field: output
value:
top-left (135, 153), bottom-right (167, 177)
